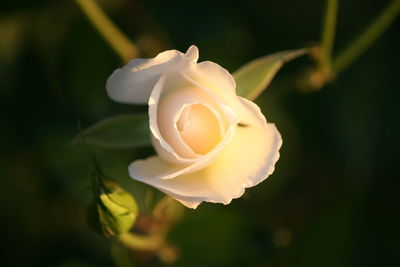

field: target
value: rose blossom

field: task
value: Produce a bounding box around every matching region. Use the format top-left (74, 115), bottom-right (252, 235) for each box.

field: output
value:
top-left (106, 45), bottom-right (282, 208)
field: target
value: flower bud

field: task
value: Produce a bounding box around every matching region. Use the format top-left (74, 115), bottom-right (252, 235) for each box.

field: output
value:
top-left (87, 180), bottom-right (138, 238)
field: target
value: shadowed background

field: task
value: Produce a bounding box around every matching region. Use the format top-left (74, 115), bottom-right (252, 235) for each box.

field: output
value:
top-left (1, 0), bottom-right (399, 266)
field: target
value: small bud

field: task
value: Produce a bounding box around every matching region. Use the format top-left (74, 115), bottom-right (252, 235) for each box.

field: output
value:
top-left (87, 180), bottom-right (138, 238)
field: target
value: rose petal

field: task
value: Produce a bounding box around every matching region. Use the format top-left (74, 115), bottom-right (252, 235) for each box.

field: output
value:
top-left (145, 74), bottom-right (238, 180)
top-left (106, 46), bottom-right (199, 104)
top-left (145, 117), bottom-right (237, 179)
top-left (158, 86), bottom-right (226, 157)
top-left (149, 73), bottom-right (238, 166)
top-left (181, 63), bottom-right (263, 127)
top-left (129, 98), bottom-right (282, 208)
top-left (186, 61), bottom-right (236, 94)
top-left (176, 104), bottom-right (222, 154)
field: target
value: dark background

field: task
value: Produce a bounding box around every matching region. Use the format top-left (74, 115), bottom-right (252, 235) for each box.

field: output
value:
top-left (1, 0), bottom-right (399, 266)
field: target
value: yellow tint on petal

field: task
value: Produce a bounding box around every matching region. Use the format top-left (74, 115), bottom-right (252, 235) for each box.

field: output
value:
top-left (177, 104), bottom-right (222, 154)
top-left (129, 123), bottom-right (281, 208)
top-left (129, 97), bottom-right (281, 208)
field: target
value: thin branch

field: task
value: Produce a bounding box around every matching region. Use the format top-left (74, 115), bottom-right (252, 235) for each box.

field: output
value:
top-left (319, 0), bottom-right (339, 79)
top-left (74, 0), bottom-right (139, 62)
top-left (333, 0), bottom-right (400, 74)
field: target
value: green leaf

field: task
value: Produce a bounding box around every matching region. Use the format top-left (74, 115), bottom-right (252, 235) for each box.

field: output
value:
top-left (71, 113), bottom-right (150, 149)
top-left (233, 48), bottom-right (309, 100)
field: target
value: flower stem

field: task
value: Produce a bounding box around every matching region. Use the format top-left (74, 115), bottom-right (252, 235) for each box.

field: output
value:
top-left (319, 0), bottom-right (338, 80)
top-left (118, 232), bottom-right (165, 251)
top-left (74, 0), bottom-right (139, 62)
top-left (333, 0), bottom-right (400, 74)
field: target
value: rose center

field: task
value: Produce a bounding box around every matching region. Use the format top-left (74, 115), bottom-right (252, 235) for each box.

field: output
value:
top-left (176, 104), bottom-right (222, 154)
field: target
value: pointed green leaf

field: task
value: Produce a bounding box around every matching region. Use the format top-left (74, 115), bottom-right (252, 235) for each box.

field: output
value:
top-left (233, 48), bottom-right (309, 100)
top-left (71, 113), bottom-right (150, 149)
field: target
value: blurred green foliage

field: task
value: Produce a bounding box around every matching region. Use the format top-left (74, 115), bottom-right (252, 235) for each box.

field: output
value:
top-left (71, 113), bottom-right (151, 149)
top-left (0, 0), bottom-right (399, 266)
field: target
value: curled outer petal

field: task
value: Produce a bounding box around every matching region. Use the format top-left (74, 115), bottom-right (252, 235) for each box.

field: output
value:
top-left (106, 46), bottom-right (199, 104)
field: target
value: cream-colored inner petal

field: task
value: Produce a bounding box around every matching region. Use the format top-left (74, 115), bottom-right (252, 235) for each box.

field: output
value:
top-left (156, 80), bottom-right (232, 162)
top-left (176, 104), bottom-right (223, 154)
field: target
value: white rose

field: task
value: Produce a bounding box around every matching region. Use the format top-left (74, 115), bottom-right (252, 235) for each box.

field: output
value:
top-left (106, 45), bottom-right (282, 209)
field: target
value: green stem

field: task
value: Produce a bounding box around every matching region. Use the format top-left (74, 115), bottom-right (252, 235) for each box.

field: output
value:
top-left (319, 0), bottom-right (339, 79)
top-left (118, 232), bottom-right (165, 251)
top-left (333, 0), bottom-right (400, 74)
top-left (74, 0), bottom-right (139, 62)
